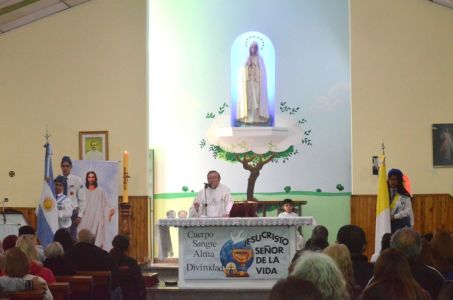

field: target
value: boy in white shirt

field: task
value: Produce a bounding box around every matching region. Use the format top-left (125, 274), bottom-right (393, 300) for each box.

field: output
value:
top-left (278, 198), bottom-right (298, 217)
top-left (278, 199), bottom-right (304, 249)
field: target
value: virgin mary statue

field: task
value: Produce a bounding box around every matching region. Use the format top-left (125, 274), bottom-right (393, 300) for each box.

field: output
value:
top-left (236, 41), bottom-right (269, 124)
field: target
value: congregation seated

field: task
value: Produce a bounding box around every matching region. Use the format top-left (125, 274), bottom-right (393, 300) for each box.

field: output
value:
top-left (303, 225), bottom-right (329, 252)
top-left (1, 235), bottom-right (16, 276)
top-left (16, 236), bottom-right (56, 284)
top-left (276, 224), bottom-right (451, 300)
top-left (2, 235), bottom-right (18, 252)
top-left (418, 237), bottom-right (436, 267)
top-left (0, 276), bottom-right (46, 298)
top-left (336, 224), bottom-right (374, 290)
top-left (109, 234), bottom-right (145, 300)
top-left (290, 251), bottom-right (350, 299)
top-left (53, 229), bottom-right (75, 254)
top-left (390, 227), bottom-right (445, 299)
top-left (65, 229), bottom-right (120, 290)
top-left (43, 242), bottom-right (76, 276)
top-left (422, 233), bottom-right (434, 243)
top-left (18, 226), bottom-right (46, 263)
top-left (4, 248), bottom-right (53, 300)
top-left (430, 229), bottom-right (453, 280)
top-left (380, 233), bottom-right (392, 253)
top-left (361, 248), bottom-right (430, 300)
top-left (268, 277), bottom-right (322, 300)
top-left (323, 244), bottom-right (361, 299)
top-left (438, 281), bottom-right (453, 300)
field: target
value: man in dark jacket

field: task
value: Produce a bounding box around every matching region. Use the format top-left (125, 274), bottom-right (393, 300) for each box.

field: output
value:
top-left (65, 229), bottom-right (121, 291)
top-left (337, 225), bottom-right (374, 290)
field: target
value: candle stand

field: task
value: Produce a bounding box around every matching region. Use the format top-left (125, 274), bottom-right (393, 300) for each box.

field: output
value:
top-left (119, 202), bottom-right (132, 236)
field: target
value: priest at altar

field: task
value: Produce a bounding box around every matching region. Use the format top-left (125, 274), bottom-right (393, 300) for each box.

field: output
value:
top-left (189, 170), bottom-right (234, 218)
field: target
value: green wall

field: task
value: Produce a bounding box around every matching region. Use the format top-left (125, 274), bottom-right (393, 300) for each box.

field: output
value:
top-left (154, 192), bottom-right (350, 257)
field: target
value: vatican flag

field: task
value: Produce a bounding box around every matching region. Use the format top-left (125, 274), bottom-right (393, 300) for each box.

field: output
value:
top-left (37, 142), bottom-right (58, 248)
top-left (371, 155), bottom-right (391, 262)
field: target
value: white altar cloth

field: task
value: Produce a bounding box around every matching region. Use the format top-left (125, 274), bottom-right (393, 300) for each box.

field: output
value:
top-left (158, 217), bottom-right (317, 288)
top-left (157, 216), bottom-right (316, 227)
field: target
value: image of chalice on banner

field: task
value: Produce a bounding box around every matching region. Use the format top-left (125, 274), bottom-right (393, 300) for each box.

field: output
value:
top-left (220, 230), bottom-right (254, 277)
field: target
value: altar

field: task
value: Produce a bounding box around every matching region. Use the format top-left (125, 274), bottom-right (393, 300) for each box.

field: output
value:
top-left (157, 216), bottom-right (316, 288)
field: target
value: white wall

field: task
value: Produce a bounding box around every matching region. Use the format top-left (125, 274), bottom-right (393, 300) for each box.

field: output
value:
top-left (1, 0), bottom-right (452, 208)
top-left (149, 0), bottom-right (351, 195)
top-left (351, 0), bottom-right (453, 194)
top-left (0, 0), bottom-right (148, 206)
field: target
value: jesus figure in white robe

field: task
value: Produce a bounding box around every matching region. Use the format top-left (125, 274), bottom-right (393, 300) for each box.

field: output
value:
top-left (78, 171), bottom-right (115, 249)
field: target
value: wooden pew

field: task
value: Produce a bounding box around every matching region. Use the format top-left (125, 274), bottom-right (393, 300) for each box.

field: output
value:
top-left (48, 282), bottom-right (70, 300)
top-left (77, 271), bottom-right (112, 300)
top-left (5, 290), bottom-right (43, 300)
top-left (56, 275), bottom-right (94, 300)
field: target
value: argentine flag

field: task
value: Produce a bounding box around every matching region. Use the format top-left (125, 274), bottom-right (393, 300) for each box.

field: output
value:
top-left (37, 142), bottom-right (59, 248)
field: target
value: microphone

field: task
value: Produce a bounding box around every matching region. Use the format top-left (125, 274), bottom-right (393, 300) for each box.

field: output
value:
top-left (203, 184), bottom-right (209, 217)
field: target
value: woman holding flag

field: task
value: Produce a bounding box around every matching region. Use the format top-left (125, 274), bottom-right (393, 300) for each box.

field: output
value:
top-left (387, 168), bottom-right (414, 233)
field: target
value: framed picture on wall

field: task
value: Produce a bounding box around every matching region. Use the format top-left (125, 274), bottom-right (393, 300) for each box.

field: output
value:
top-left (79, 131), bottom-right (109, 161)
top-left (432, 124), bottom-right (453, 167)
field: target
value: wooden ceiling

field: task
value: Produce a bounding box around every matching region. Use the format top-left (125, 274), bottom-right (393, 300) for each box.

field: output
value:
top-left (0, 0), bottom-right (90, 34)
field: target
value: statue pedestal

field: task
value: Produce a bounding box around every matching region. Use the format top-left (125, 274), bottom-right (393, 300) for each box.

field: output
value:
top-left (216, 127), bottom-right (288, 138)
top-left (214, 127), bottom-right (289, 153)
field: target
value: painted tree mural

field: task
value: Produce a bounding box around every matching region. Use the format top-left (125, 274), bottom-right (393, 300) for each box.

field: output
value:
top-left (200, 102), bottom-right (312, 201)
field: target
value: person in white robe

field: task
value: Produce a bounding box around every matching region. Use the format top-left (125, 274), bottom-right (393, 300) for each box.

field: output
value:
top-left (237, 41), bottom-right (269, 124)
top-left (189, 171), bottom-right (233, 218)
top-left (78, 171), bottom-right (115, 249)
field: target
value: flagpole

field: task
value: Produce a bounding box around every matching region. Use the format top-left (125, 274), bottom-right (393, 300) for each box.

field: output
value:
top-left (44, 128), bottom-right (51, 143)
top-left (371, 140), bottom-right (391, 262)
top-left (38, 131), bottom-right (58, 248)
top-left (43, 129), bottom-right (52, 184)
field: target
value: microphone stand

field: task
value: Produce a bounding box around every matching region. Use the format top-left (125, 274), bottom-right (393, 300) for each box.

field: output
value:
top-left (203, 183), bottom-right (209, 217)
top-left (2, 198), bottom-right (8, 224)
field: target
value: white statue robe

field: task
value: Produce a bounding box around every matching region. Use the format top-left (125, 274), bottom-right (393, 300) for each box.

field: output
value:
top-left (237, 55), bottom-right (269, 123)
top-left (78, 187), bottom-right (112, 248)
top-left (189, 184), bottom-right (234, 218)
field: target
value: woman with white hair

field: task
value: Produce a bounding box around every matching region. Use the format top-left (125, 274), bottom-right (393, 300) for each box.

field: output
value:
top-left (290, 251), bottom-right (350, 300)
top-left (43, 242), bottom-right (76, 276)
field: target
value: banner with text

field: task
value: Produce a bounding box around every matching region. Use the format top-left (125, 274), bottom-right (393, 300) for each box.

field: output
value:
top-left (181, 226), bottom-right (291, 280)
